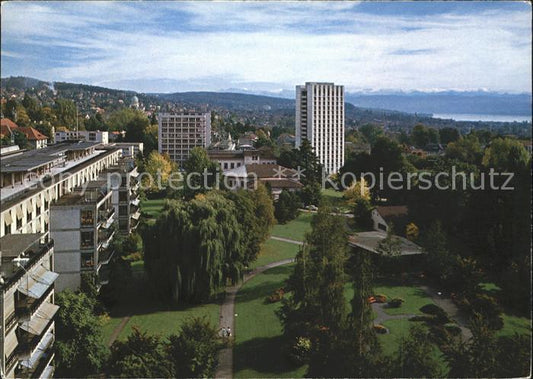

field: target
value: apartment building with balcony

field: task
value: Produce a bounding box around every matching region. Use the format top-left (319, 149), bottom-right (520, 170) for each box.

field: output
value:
top-left (295, 82), bottom-right (345, 174)
top-left (0, 142), bottom-right (121, 239)
top-left (50, 180), bottom-right (116, 291)
top-left (158, 112), bottom-right (211, 165)
top-left (106, 159), bottom-right (141, 235)
top-left (1, 233), bottom-right (57, 379)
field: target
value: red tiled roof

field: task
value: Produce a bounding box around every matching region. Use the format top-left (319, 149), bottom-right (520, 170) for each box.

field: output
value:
top-left (17, 127), bottom-right (48, 140)
top-left (1, 118), bottom-right (19, 129)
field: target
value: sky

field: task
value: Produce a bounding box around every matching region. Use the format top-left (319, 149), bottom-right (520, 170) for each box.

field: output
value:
top-left (1, 1), bottom-right (531, 94)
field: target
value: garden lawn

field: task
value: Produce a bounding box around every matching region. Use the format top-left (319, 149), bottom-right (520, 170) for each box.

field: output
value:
top-left (141, 198), bottom-right (166, 218)
top-left (373, 282), bottom-right (435, 316)
top-left (251, 239), bottom-right (300, 269)
top-left (379, 319), bottom-right (448, 374)
top-left (120, 302), bottom-right (220, 340)
top-left (498, 313), bottom-right (531, 338)
top-left (101, 296), bottom-right (220, 343)
top-left (234, 264), bottom-right (307, 378)
top-left (100, 316), bottom-right (123, 343)
top-left (272, 212), bottom-right (313, 242)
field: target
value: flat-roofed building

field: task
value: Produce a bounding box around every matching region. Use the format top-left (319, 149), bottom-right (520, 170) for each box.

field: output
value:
top-left (50, 181), bottom-right (116, 291)
top-left (207, 148), bottom-right (276, 171)
top-left (1, 233), bottom-right (57, 379)
top-left (54, 130), bottom-right (109, 144)
top-left (158, 112), bottom-right (211, 165)
top-left (295, 82), bottom-right (345, 174)
top-left (0, 142), bottom-right (121, 239)
top-left (110, 142), bottom-right (144, 158)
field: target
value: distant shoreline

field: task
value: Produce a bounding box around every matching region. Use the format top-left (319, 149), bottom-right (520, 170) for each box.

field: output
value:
top-left (432, 113), bottom-right (532, 123)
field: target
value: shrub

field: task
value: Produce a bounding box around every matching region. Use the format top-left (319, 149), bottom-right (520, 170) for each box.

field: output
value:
top-left (373, 324), bottom-right (388, 334)
top-left (420, 304), bottom-right (449, 323)
top-left (409, 315), bottom-right (434, 322)
top-left (467, 293), bottom-right (503, 330)
top-left (374, 294), bottom-right (387, 303)
top-left (267, 288), bottom-right (285, 303)
top-left (388, 297), bottom-right (404, 308)
top-left (288, 337), bottom-right (311, 365)
top-left (444, 323), bottom-right (462, 336)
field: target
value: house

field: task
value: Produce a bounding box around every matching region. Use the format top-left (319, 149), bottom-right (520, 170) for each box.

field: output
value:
top-left (208, 147), bottom-right (276, 171)
top-left (223, 163), bottom-right (303, 199)
top-left (371, 205), bottom-right (409, 233)
top-left (348, 230), bottom-right (425, 269)
top-left (1, 119), bottom-right (19, 142)
top-left (17, 127), bottom-right (48, 149)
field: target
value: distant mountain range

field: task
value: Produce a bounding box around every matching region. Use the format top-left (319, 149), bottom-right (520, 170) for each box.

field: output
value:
top-left (220, 87), bottom-right (532, 116)
top-left (2, 76), bottom-right (531, 118)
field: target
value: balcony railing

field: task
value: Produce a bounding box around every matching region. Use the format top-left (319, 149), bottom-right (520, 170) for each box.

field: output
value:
top-left (98, 226), bottom-right (116, 250)
top-left (98, 207), bottom-right (115, 229)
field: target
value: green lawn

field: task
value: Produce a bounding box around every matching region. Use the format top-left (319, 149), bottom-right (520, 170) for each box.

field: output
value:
top-left (498, 313), bottom-right (532, 338)
top-left (140, 198), bottom-right (166, 218)
top-left (121, 302), bottom-right (220, 340)
top-left (251, 239), bottom-right (301, 269)
top-left (379, 319), bottom-right (448, 374)
top-left (234, 264), bottom-right (307, 378)
top-left (373, 282), bottom-right (435, 316)
top-left (102, 299), bottom-right (220, 343)
top-left (272, 212), bottom-right (313, 242)
top-left (100, 315), bottom-right (123, 343)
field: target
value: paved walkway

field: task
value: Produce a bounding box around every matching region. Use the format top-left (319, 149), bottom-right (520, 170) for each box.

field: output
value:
top-left (107, 315), bottom-right (131, 346)
top-left (419, 285), bottom-right (472, 340)
top-left (214, 258), bottom-right (295, 379)
top-left (372, 286), bottom-right (472, 340)
top-left (372, 302), bottom-right (417, 325)
top-left (269, 235), bottom-right (304, 245)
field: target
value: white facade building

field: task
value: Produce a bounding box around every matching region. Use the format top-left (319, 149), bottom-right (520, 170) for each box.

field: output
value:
top-left (295, 82), bottom-right (345, 174)
top-left (54, 130), bottom-right (109, 145)
top-left (158, 112), bottom-right (211, 165)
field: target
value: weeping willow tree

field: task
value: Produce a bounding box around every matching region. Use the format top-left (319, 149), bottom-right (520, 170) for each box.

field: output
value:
top-left (144, 191), bottom-right (246, 303)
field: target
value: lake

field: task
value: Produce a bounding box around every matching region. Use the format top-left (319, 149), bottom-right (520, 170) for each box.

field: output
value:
top-left (432, 113), bottom-right (532, 123)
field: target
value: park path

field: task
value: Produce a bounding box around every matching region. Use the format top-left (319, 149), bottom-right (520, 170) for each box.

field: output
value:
top-left (270, 235), bottom-right (304, 245)
top-left (419, 285), bottom-right (472, 340)
top-left (372, 302), bottom-right (417, 325)
top-left (107, 315), bottom-right (131, 347)
top-left (372, 286), bottom-right (472, 340)
top-left (214, 257), bottom-right (295, 379)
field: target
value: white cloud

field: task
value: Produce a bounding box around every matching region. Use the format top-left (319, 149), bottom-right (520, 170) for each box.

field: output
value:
top-left (1, 2), bottom-right (531, 93)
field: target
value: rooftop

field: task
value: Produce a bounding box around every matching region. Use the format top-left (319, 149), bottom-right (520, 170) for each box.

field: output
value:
top-left (17, 126), bottom-right (48, 141)
top-left (1, 146), bottom-right (118, 207)
top-left (348, 231), bottom-right (424, 256)
top-left (0, 233), bottom-right (44, 258)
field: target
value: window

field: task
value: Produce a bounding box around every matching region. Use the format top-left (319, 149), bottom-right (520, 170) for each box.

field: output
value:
top-left (119, 219), bottom-right (129, 230)
top-left (5, 223), bottom-right (11, 235)
top-left (81, 231), bottom-right (94, 248)
top-left (119, 191), bottom-right (128, 202)
top-left (81, 210), bottom-right (94, 225)
top-left (81, 252), bottom-right (94, 269)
